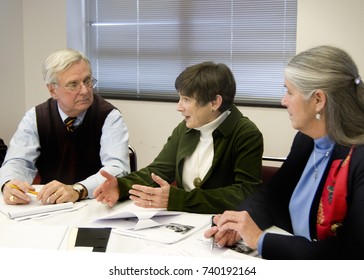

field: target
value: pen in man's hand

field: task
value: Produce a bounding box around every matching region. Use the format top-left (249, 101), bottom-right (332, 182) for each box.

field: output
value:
top-left (210, 215), bottom-right (216, 251)
top-left (9, 184), bottom-right (38, 195)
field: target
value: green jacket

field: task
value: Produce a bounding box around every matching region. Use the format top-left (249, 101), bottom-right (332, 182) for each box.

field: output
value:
top-left (117, 105), bottom-right (263, 214)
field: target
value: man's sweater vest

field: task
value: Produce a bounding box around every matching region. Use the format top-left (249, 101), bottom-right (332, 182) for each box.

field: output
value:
top-left (35, 95), bottom-right (116, 184)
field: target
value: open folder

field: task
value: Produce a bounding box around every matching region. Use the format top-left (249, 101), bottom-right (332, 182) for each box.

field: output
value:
top-left (93, 202), bottom-right (182, 230)
top-left (67, 227), bottom-right (112, 252)
top-left (93, 202), bottom-right (211, 244)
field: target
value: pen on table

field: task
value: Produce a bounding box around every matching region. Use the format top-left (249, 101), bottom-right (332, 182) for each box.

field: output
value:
top-left (210, 215), bottom-right (216, 251)
top-left (9, 184), bottom-right (38, 195)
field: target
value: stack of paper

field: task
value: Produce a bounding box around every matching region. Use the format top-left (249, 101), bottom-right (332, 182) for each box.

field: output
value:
top-left (0, 198), bottom-right (75, 221)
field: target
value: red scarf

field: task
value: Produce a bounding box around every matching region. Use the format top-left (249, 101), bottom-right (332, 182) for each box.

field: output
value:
top-left (316, 146), bottom-right (354, 240)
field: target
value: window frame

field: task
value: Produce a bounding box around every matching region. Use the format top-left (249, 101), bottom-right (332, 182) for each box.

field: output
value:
top-left (67, 0), bottom-right (297, 108)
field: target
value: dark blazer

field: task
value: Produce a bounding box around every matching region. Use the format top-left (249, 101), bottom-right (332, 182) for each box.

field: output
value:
top-left (241, 132), bottom-right (364, 259)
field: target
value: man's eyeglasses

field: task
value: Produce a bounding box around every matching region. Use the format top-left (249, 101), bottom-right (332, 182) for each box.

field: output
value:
top-left (53, 77), bottom-right (97, 92)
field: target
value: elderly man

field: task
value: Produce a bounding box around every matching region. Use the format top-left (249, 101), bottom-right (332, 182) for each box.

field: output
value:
top-left (1, 48), bottom-right (130, 205)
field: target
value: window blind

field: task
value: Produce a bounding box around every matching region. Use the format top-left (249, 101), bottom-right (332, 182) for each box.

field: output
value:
top-left (84, 0), bottom-right (297, 106)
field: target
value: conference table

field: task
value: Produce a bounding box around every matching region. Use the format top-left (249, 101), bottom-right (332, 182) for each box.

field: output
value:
top-left (1, 198), bottom-right (354, 280)
top-left (0, 197), bottom-right (262, 260)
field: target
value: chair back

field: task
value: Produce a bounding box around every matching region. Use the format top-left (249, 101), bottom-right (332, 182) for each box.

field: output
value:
top-left (262, 156), bottom-right (285, 184)
top-left (128, 145), bottom-right (137, 172)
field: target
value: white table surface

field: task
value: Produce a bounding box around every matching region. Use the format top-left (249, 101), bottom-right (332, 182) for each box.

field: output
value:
top-left (0, 198), bottom-right (260, 260)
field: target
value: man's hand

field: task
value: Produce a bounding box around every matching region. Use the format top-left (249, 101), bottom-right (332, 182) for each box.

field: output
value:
top-left (2, 180), bottom-right (33, 205)
top-left (37, 180), bottom-right (79, 204)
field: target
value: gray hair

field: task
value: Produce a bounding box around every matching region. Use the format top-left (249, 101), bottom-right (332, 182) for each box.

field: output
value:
top-left (42, 48), bottom-right (92, 84)
top-left (285, 45), bottom-right (364, 146)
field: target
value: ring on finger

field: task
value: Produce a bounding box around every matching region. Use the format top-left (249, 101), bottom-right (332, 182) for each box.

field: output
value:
top-left (148, 200), bottom-right (152, 206)
top-left (9, 195), bottom-right (15, 202)
top-left (54, 193), bottom-right (59, 198)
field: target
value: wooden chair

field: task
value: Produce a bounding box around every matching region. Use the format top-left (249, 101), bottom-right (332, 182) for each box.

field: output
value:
top-left (262, 156), bottom-right (285, 184)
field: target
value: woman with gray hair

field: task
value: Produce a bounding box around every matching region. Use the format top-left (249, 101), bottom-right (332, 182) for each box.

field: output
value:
top-left (205, 45), bottom-right (364, 259)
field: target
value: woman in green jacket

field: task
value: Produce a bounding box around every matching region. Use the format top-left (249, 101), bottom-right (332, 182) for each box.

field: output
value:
top-left (94, 61), bottom-right (263, 214)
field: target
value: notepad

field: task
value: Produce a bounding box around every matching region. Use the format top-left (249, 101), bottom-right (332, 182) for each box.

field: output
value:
top-left (0, 199), bottom-right (74, 219)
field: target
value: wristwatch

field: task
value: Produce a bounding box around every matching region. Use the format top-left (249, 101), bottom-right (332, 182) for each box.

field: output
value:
top-left (72, 183), bottom-right (87, 201)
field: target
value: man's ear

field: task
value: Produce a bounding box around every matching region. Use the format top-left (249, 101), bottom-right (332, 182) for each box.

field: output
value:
top-left (47, 84), bottom-right (57, 99)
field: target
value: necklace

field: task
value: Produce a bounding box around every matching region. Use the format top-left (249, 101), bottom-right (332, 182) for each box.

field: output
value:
top-left (313, 143), bottom-right (334, 181)
top-left (193, 144), bottom-right (214, 188)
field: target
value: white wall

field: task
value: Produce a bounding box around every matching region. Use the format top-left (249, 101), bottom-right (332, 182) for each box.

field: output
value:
top-left (0, 0), bottom-right (25, 144)
top-left (23, 0), bottom-right (67, 110)
top-left (1, 0), bottom-right (364, 169)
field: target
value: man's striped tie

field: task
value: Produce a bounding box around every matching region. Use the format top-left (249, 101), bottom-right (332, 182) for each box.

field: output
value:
top-left (65, 117), bottom-right (77, 132)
